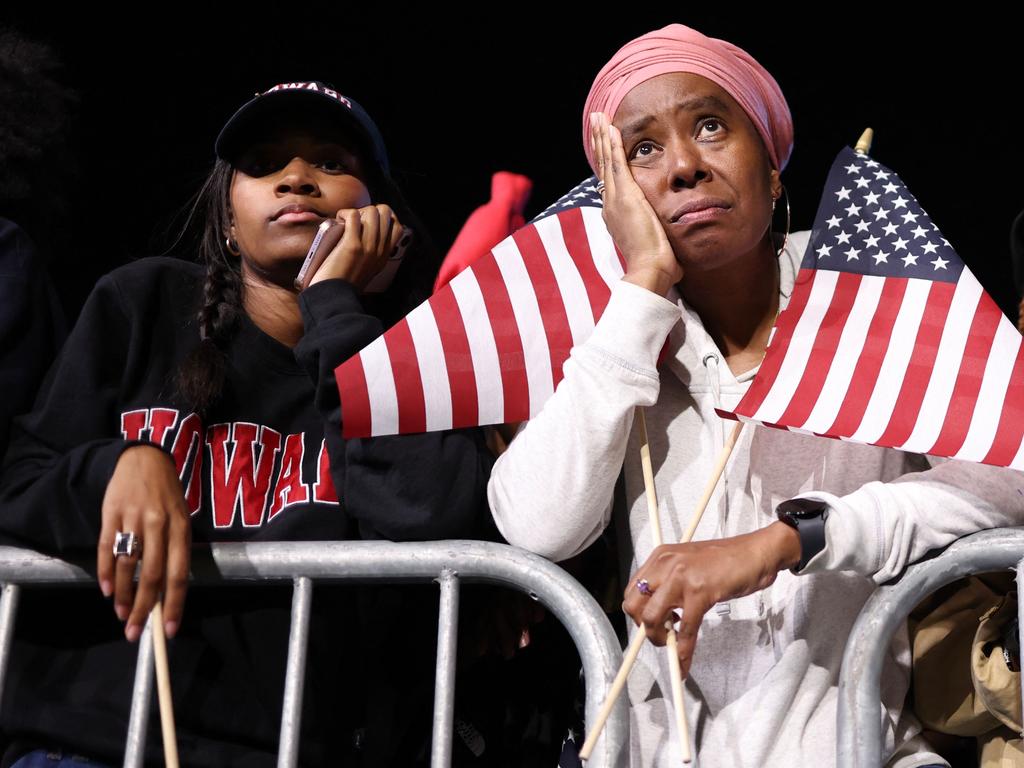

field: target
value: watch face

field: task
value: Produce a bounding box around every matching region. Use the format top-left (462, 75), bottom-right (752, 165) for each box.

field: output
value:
top-left (777, 498), bottom-right (829, 519)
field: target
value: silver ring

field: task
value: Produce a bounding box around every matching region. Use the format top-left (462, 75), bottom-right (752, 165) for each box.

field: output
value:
top-left (596, 179), bottom-right (606, 195)
top-left (635, 578), bottom-right (653, 597)
top-left (113, 531), bottom-right (141, 559)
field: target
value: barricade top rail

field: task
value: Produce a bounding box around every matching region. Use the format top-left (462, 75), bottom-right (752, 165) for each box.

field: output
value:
top-left (0, 538), bottom-right (597, 589)
top-left (0, 539), bottom-right (629, 768)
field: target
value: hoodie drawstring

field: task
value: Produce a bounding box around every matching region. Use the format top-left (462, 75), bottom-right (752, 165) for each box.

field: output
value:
top-left (702, 353), bottom-right (734, 618)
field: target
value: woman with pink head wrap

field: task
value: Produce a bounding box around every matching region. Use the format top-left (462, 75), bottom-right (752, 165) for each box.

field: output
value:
top-left (582, 23), bottom-right (793, 173)
top-left (488, 23), bottom-right (1010, 768)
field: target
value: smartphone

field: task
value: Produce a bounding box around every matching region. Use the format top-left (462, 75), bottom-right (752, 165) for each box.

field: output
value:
top-left (294, 220), bottom-right (342, 290)
top-left (294, 219), bottom-right (413, 293)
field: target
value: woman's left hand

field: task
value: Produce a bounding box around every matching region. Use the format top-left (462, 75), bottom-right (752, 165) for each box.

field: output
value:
top-left (622, 522), bottom-right (801, 677)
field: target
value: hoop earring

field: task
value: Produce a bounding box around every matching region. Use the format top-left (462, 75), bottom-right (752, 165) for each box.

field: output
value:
top-left (771, 185), bottom-right (791, 259)
top-left (224, 237), bottom-right (240, 256)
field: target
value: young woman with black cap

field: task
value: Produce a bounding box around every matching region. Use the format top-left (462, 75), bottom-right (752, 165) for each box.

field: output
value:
top-left (0, 81), bottom-right (495, 767)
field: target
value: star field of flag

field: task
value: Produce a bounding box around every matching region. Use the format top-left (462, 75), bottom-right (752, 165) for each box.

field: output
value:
top-left (532, 176), bottom-right (603, 223)
top-left (805, 148), bottom-right (961, 282)
top-left (727, 145), bottom-right (1024, 470)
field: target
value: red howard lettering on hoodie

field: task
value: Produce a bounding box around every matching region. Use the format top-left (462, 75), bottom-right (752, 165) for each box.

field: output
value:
top-left (120, 409), bottom-right (149, 441)
top-left (148, 408), bottom-right (179, 446)
top-left (120, 408), bottom-right (338, 527)
top-left (170, 412), bottom-right (204, 515)
top-left (207, 422), bottom-right (282, 528)
top-left (313, 439), bottom-right (338, 504)
top-left (268, 432), bottom-right (310, 520)
top-left (120, 408), bottom-right (179, 443)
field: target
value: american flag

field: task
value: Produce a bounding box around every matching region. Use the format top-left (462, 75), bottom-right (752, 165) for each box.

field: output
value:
top-left (723, 146), bottom-right (1024, 470)
top-left (336, 178), bottom-right (620, 438)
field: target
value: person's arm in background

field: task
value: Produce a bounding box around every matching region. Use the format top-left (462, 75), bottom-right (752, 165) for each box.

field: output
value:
top-left (0, 219), bottom-right (67, 459)
top-left (0, 271), bottom-right (135, 553)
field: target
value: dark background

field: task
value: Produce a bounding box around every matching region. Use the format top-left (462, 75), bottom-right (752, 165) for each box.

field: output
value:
top-left (3, 8), bottom-right (1023, 321)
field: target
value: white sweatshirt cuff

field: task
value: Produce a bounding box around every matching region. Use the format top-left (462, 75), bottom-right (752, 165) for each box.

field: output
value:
top-left (581, 279), bottom-right (681, 374)
top-left (792, 489), bottom-right (876, 577)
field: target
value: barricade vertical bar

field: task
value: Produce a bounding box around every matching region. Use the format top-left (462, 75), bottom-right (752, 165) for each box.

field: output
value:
top-left (0, 584), bottom-right (21, 702)
top-left (278, 576), bottom-right (313, 768)
top-left (124, 617), bottom-right (155, 768)
top-left (1017, 557), bottom-right (1024, 732)
top-left (431, 568), bottom-right (460, 768)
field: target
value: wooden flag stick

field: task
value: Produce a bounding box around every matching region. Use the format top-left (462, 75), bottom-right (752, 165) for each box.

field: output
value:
top-left (854, 127), bottom-right (874, 156)
top-left (681, 420), bottom-right (744, 544)
top-left (579, 416), bottom-right (746, 762)
top-left (150, 601), bottom-right (180, 768)
top-left (578, 627), bottom-right (646, 761)
top-left (634, 410), bottom-right (692, 764)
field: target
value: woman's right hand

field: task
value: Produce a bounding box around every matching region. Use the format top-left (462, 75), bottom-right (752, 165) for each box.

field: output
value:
top-left (590, 112), bottom-right (682, 297)
top-left (97, 444), bottom-right (191, 642)
top-left (308, 204), bottom-right (407, 292)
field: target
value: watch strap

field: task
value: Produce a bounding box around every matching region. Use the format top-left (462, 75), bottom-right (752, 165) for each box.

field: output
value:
top-left (776, 499), bottom-right (830, 573)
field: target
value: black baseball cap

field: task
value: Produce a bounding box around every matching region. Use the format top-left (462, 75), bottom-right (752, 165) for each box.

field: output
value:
top-left (215, 81), bottom-right (390, 175)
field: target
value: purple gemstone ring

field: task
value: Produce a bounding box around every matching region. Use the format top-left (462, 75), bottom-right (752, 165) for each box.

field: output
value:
top-left (635, 578), bottom-right (654, 597)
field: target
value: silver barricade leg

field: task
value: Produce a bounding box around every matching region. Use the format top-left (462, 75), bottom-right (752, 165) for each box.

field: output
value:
top-left (431, 568), bottom-right (460, 768)
top-left (124, 617), bottom-right (155, 768)
top-left (278, 576), bottom-right (313, 768)
top-left (0, 584), bottom-right (21, 702)
top-left (1018, 557), bottom-right (1024, 734)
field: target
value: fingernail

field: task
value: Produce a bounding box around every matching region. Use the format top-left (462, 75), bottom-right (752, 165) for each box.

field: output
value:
top-left (125, 624), bottom-right (141, 643)
top-left (115, 604), bottom-right (129, 621)
top-left (518, 629), bottom-right (531, 650)
top-left (100, 579), bottom-right (112, 597)
top-left (164, 620), bottom-right (178, 638)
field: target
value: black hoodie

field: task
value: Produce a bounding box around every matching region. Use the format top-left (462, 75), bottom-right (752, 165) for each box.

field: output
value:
top-left (0, 256), bottom-right (495, 767)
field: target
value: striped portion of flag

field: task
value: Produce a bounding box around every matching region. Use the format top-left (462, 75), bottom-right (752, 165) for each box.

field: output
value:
top-left (724, 147), bottom-right (1024, 470)
top-left (336, 180), bottom-right (622, 437)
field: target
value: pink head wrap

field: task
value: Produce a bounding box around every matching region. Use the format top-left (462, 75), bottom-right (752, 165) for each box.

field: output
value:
top-left (582, 24), bottom-right (793, 173)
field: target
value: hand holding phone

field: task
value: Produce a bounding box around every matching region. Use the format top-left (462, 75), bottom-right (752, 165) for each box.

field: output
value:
top-left (295, 205), bottom-right (412, 292)
top-left (294, 219), bottom-right (344, 290)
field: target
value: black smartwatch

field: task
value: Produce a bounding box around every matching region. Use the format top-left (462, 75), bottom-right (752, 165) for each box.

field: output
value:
top-left (775, 497), bottom-right (830, 573)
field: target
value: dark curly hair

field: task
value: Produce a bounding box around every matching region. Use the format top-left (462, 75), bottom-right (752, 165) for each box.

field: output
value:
top-left (0, 28), bottom-right (79, 261)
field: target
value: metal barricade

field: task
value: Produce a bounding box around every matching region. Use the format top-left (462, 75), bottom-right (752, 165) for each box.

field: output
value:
top-left (837, 527), bottom-right (1024, 768)
top-left (0, 540), bottom-right (628, 768)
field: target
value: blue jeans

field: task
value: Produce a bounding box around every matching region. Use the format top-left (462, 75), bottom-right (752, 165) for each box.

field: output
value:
top-left (9, 750), bottom-right (113, 768)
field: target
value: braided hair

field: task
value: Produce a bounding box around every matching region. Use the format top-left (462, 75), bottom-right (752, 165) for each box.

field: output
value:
top-left (175, 155), bottom-right (439, 416)
top-left (173, 160), bottom-right (240, 415)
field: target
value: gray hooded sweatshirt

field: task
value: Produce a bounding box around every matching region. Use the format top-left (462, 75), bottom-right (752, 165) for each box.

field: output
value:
top-left (489, 230), bottom-right (1024, 767)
